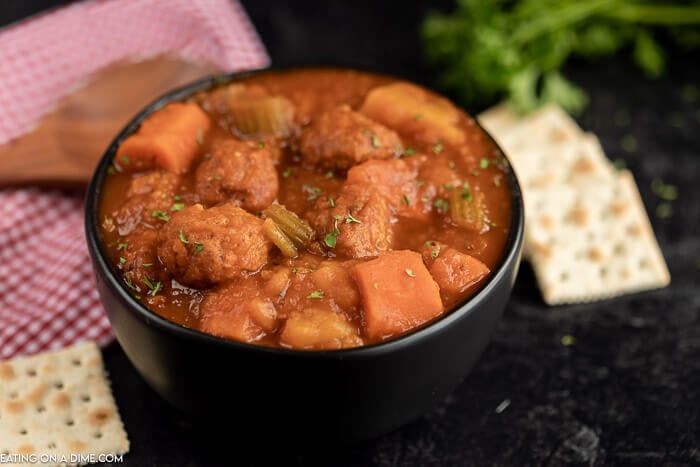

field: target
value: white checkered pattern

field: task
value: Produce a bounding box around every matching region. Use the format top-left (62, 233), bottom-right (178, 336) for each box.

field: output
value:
top-left (0, 0), bottom-right (269, 360)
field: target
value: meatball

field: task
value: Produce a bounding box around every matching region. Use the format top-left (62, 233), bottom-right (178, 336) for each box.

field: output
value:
top-left (118, 229), bottom-right (170, 295)
top-left (300, 105), bottom-right (402, 170)
top-left (157, 204), bottom-right (272, 287)
top-left (307, 185), bottom-right (393, 258)
top-left (195, 138), bottom-right (279, 212)
top-left (112, 171), bottom-right (182, 235)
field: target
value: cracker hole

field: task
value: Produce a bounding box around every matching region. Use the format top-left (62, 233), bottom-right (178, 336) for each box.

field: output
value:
top-left (72, 359), bottom-right (82, 367)
top-left (560, 272), bottom-right (570, 282)
top-left (19, 429), bottom-right (28, 435)
top-left (94, 432), bottom-right (103, 439)
top-left (54, 382), bottom-right (64, 390)
top-left (639, 258), bottom-right (649, 269)
top-left (613, 243), bottom-right (625, 255)
top-left (66, 419), bottom-right (75, 427)
top-left (81, 394), bottom-right (91, 403)
top-left (9, 392), bottom-right (18, 399)
top-left (587, 231), bottom-right (595, 241)
top-left (37, 405), bottom-right (46, 413)
top-left (26, 368), bottom-right (37, 377)
top-left (48, 442), bottom-right (56, 450)
top-left (599, 267), bottom-right (608, 278)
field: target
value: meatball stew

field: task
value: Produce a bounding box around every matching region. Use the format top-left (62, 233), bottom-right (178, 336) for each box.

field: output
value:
top-left (99, 69), bottom-right (513, 350)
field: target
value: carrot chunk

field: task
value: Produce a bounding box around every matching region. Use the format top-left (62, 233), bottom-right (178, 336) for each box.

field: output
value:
top-left (116, 102), bottom-right (210, 173)
top-left (352, 250), bottom-right (443, 340)
top-left (429, 248), bottom-right (490, 299)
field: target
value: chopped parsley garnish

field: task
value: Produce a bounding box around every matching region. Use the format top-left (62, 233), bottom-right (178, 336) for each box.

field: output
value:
top-left (324, 219), bottom-right (340, 248)
top-left (448, 161), bottom-right (455, 169)
top-left (143, 276), bottom-right (163, 296)
top-left (194, 242), bottom-right (205, 254)
top-left (107, 165), bottom-right (116, 175)
top-left (171, 203), bottom-right (185, 212)
top-left (151, 210), bottom-right (170, 221)
top-left (493, 175), bottom-right (502, 187)
top-left (620, 134), bottom-right (637, 153)
top-left (413, 113), bottom-right (424, 121)
top-left (651, 178), bottom-right (678, 201)
top-left (431, 250), bottom-right (439, 259)
top-left (403, 147), bottom-right (417, 156)
top-left (121, 155), bottom-right (130, 165)
top-left (433, 199), bottom-right (449, 212)
top-left (282, 167), bottom-right (292, 178)
top-left (433, 141), bottom-right (444, 154)
top-left (373, 282), bottom-right (379, 289)
top-left (561, 335), bottom-right (576, 346)
top-left (371, 134), bottom-right (381, 148)
top-left (143, 263), bottom-right (153, 267)
top-left (656, 203), bottom-right (673, 219)
top-left (173, 194), bottom-right (182, 201)
top-left (119, 257), bottom-right (126, 264)
top-left (328, 197), bottom-right (336, 208)
top-left (291, 268), bottom-right (298, 274)
top-left (443, 184), bottom-right (454, 190)
top-left (303, 184), bottom-right (322, 201)
top-left (402, 194), bottom-right (411, 206)
top-left (461, 182), bottom-right (472, 201)
top-left (421, 196), bottom-right (429, 202)
top-left (124, 277), bottom-right (136, 291)
top-left (415, 180), bottom-right (425, 186)
top-left (212, 174), bottom-right (222, 181)
top-left (490, 221), bottom-right (498, 227)
top-left (425, 241), bottom-right (433, 247)
top-left (345, 213), bottom-right (362, 224)
top-left (405, 268), bottom-right (416, 278)
top-left (307, 290), bottom-right (324, 299)
top-left (325, 171), bottom-right (334, 179)
top-left (117, 243), bottom-right (128, 251)
top-left (480, 158), bottom-right (489, 169)
top-left (258, 141), bottom-right (265, 148)
top-left (613, 158), bottom-right (627, 170)
top-left (196, 127), bottom-right (204, 145)
top-left (178, 230), bottom-right (189, 244)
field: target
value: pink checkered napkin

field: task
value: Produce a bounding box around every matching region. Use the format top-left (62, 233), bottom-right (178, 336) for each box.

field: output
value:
top-left (0, 0), bottom-right (269, 360)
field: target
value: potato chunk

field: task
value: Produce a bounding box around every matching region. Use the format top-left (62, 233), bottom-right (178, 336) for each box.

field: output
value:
top-left (280, 308), bottom-right (363, 350)
top-left (360, 82), bottom-right (465, 147)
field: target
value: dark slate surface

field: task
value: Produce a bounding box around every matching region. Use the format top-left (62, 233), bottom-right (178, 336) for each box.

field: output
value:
top-left (2, 1), bottom-right (699, 465)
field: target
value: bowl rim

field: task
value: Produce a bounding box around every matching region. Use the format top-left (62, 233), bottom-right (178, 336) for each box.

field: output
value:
top-left (85, 66), bottom-right (525, 359)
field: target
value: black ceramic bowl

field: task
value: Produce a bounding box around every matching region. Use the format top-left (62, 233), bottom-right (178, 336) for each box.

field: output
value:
top-left (85, 67), bottom-right (524, 443)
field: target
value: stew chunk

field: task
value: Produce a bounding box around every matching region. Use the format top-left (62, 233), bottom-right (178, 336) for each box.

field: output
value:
top-left (429, 248), bottom-right (490, 301)
top-left (360, 82), bottom-right (464, 147)
top-left (195, 138), bottom-right (279, 211)
top-left (300, 105), bottom-right (402, 170)
top-left (157, 204), bottom-right (272, 287)
top-left (116, 102), bottom-right (210, 173)
top-left (352, 250), bottom-right (443, 340)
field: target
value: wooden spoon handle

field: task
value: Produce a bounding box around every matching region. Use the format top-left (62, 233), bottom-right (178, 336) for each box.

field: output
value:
top-left (0, 56), bottom-right (222, 189)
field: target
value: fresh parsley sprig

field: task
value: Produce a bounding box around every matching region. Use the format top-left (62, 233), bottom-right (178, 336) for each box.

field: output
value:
top-left (422, 0), bottom-right (700, 114)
